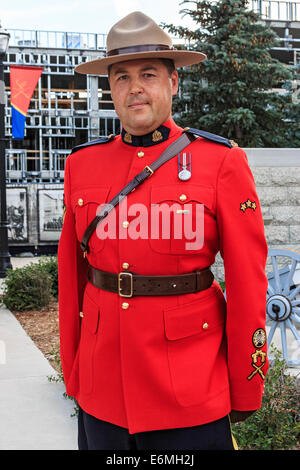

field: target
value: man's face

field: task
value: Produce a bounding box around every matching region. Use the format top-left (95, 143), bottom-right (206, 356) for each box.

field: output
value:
top-left (109, 59), bottom-right (178, 136)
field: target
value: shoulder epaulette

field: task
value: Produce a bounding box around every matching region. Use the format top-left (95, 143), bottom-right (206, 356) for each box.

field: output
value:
top-left (71, 134), bottom-right (115, 154)
top-left (184, 127), bottom-right (238, 148)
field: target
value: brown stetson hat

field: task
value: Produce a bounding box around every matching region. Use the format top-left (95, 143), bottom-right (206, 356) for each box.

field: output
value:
top-left (75, 11), bottom-right (206, 75)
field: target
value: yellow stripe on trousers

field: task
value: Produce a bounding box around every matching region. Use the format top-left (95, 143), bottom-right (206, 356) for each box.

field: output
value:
top-left (228, 415), bottom-right (239, 450)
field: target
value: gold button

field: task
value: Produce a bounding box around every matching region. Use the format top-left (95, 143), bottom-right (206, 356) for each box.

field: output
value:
top-left (78, 198), bottom-right (84, 206)
top-left (122, 302), bottom-right (129, 309)
top-left (179, 194), bottom-right (187, 202)
top-left (79, 312), bottom-right (84, 318)
top-left (122, 221), bottom-right (129, 228)
top-left (202, 322), bottom-right (209, 329)
top-left (122, 262), bottom-right (129, 270)
top-left (137, 151), bottom-right (144, 158)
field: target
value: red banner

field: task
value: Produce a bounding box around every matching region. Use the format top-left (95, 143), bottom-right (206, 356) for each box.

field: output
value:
top-left (10, 65), bottom-right (43, 139)
top-left (10, 65), bottom-right (43, 115)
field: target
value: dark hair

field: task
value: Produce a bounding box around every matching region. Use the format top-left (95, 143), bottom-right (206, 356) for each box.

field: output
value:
top-left (107, 58), bottom-right (175, 78)
top-left (162, 59), bottom-right (176, 77)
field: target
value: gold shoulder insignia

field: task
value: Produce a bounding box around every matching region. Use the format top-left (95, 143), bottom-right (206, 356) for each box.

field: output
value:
top-left (229, 139), bottom-right (239, 147)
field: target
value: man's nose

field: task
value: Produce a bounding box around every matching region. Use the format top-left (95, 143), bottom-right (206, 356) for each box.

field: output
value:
top-left (129, 77), bottom-right (144, 94)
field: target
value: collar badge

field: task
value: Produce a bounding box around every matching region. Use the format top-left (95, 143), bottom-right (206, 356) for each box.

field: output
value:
top-left (124, 132), bottom-right (132, 144)
top-left (152, 130), bottom-right (163, 142)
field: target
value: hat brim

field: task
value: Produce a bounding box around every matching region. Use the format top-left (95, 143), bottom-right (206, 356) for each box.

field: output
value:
top-left (75, 50), bottom-right (206, 75)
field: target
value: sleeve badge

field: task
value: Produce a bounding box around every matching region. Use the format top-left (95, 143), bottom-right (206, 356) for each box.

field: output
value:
top-left (247, 328), bottom-right (267, 381)
top-left (240, 199), bottom-right (256, 212)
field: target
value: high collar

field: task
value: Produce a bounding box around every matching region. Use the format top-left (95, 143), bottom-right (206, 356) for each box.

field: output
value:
top-left (121, 119), bottom-right (178, 147)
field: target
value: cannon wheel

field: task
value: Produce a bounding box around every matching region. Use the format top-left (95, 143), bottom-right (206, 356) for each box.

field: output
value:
top-left (266, 249), bottom-right (300, 367)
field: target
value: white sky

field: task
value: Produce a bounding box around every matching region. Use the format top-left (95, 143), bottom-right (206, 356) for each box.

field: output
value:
top-left (2, 0), bottom-right (196, 33)
top-left (3, 0), bottom-right (299, 35)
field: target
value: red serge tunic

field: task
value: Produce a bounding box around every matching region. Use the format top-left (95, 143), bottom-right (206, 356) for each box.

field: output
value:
top-left (58, 118), bottom-right (268, 433)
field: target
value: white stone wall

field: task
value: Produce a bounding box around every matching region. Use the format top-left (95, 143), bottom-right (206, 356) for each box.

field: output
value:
top-left (213, 148), bottom-right (300, 282)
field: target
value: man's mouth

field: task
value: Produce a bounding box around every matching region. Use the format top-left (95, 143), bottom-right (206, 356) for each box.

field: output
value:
top-left (128, 102), bottom-right (149, 109)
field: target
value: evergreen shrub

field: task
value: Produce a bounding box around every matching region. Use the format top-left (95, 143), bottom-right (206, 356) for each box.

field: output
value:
top-left (0, 259), bottom-right (56, 311)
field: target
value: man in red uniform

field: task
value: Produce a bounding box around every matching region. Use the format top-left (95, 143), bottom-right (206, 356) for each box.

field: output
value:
top-left (58, 11), bottom-right (269, 450)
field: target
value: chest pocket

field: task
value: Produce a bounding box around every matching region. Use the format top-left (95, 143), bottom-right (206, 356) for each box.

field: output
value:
top-left (149, 184), bottom-right (215, 255)
top-left (71, 186), bottom-right (111, 253)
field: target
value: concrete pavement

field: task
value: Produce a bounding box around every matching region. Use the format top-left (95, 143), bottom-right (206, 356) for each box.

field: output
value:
top-left (0, 257), bottom-right (77, 450)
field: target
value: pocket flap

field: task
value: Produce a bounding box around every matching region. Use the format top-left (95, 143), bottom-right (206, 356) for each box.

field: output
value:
top-left (151, 184), bottom-right (214, 211)
top-left (82, 292), bottom-right (100, 334)
top-left (164, 290), bottom-right (226, 340)
top-left (71, 186), bottom-right (111, 211)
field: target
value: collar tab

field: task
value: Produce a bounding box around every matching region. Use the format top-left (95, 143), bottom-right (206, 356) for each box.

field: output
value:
top-left (121, 125), bottom-right (171, 147)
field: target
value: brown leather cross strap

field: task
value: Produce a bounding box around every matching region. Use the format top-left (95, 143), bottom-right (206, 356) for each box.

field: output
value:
top-left (87, 265), bottom-right (214, 297)
top-left (80, 131), bottom-right (196, 254)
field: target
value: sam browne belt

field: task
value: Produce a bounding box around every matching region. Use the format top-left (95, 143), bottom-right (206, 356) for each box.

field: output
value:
top-left (87, 265), bottom-right (214, 297)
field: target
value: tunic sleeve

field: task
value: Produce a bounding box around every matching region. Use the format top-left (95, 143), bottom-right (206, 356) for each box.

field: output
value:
top-left (58, 155), bottom-right (88, 396)
top-left (216, 146), bottom-right (269, 411)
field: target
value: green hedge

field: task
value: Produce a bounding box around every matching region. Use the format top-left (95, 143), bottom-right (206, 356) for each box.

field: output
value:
top-left (0, 256), bottom-right (58, 312)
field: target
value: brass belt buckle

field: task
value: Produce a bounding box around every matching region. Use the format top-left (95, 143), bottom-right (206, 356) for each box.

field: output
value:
top-left (118, 272), bottom-right (133, 298)
top-left (144, 166), bottom-right (153, 178)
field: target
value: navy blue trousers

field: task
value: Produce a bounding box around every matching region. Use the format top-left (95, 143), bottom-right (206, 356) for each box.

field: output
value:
top-left (78, 407), bottom-right (236, 450)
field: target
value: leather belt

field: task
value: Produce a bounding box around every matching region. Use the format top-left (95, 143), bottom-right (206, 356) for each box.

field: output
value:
top-left (87, 265), bottom-right (214, 298)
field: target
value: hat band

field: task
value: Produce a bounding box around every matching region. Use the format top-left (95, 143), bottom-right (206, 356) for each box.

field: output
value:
top-left (107, 44), bottom-right (174, 57)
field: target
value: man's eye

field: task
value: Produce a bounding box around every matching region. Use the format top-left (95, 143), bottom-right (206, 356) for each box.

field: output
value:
top-left (117, 75), bottom-right (128, 81)
top-left (144, 73), bottom-right (155, 78)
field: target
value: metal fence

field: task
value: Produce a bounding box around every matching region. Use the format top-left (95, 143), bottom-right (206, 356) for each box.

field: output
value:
top-left (7, 29), bottom-right (107, 50)
top-left (250, 0), bottom-right (300, 21)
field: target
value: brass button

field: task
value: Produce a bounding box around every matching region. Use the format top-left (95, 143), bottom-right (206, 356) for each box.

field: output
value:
top-left (78, 198), bottom-right (84, 206)
top-left (122, 221), bottom-right (129, 228)
top-left (202, 322), bottom-right (209, 329)
top-left (79, 312), bottom-right (84, 318)
top-left (122, 302), bottom-right (129, 309)
top-left (137, 151), bottom-right (144, 158)
top-left (122, 262), bottom-right (130, 270)
top-left (179, 194), bottom-right (187, 202)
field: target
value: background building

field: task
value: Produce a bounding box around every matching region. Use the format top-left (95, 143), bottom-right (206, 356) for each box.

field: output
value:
top-left (2, 0), bottom-right (300, 254)
top-left (249, 0), bottom-right (300, 65)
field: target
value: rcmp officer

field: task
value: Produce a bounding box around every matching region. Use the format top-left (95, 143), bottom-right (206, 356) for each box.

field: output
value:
top-left (58, 12), bottom-right (269, 450)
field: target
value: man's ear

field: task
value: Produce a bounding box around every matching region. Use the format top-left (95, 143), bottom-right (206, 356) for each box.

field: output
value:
top-left (171, 70), bottom-right (179, 96)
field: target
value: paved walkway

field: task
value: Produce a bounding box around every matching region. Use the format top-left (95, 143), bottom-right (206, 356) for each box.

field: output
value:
top-left (0, 257), bottom-right (77, 450)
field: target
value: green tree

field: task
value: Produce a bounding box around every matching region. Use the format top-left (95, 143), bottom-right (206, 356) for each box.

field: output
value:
top-left (164, 0), bottom-right (299, 147)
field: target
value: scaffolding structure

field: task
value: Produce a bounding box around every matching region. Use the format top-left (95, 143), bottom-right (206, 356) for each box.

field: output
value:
top-left (4, 31), bottom-right (120, 184)
top-left (250, 0), bottom-right (300, 21)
